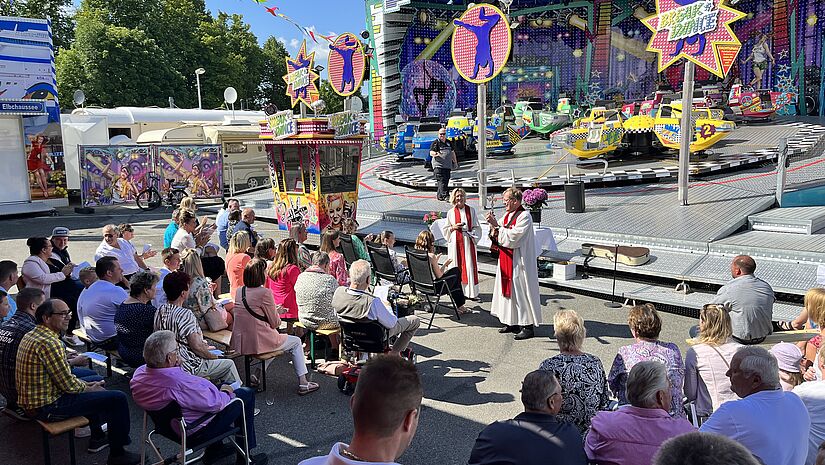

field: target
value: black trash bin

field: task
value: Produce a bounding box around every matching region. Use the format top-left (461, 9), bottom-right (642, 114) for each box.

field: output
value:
top-left (564, 181), bottom-right (585, 213)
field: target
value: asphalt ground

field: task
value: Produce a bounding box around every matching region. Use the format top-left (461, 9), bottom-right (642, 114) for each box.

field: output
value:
top-left (0, 206), bottom-right (698, 465)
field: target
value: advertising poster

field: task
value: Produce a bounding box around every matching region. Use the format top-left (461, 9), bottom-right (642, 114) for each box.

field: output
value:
top-left (156, 145), bottom-right (223, 199)
top-left (0, 16), bottom-right (65, 200)
top-left (80, 146), bottom-right (151, 207)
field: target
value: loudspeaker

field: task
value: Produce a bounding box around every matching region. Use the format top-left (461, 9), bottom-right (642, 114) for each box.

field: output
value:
top-left (564, 182), bottom-right (585, 213)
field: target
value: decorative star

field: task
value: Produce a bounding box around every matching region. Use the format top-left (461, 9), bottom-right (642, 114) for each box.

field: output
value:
top-left (777, 64), bottom-right (790, 74)
top-left (591, 70), bottom-right (602, 78)
top-left (777, 49), bottom-right (789, 60)
top-left (282, 40), bottom-right (320, 108)
top-left (643, 0), bottom-right (746, 77)
top-left (628, 72), bottom-right (638, 83)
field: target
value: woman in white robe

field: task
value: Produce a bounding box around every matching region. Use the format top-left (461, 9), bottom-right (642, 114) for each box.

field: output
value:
top-left (441, 188), bottom-right (481, 300)
top-left (486, 187), bottom-right (542, 340)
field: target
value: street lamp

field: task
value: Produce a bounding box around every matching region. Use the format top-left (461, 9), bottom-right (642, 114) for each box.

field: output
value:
top-left (195, 68), bottom-right (206, 109)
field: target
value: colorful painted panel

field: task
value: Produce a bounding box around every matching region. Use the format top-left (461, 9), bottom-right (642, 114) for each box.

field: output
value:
top-left (155, 145), bottom-right (223, 199)
top-left (320, 191), bottom-right (358, 231)
top-left (79, 145), bottom-right (151, 207)
top-left (275, 192), bottom-right (321, 234)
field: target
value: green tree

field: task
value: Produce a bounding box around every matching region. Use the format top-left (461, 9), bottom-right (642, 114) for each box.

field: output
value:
top-left (0, 0), bottom-right (76, 52)
top-left (259, 36), bottom-right (290, 111)
top-left (318, 81), bottom-right (365, 114)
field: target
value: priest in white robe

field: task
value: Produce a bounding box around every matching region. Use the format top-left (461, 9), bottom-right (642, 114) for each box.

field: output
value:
top-left (442, 188), bottom-right (481, 300)
top-left (486, 187), bottom-right (542, 340)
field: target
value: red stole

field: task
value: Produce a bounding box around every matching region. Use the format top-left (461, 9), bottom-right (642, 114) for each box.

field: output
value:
top-left (453, 206), bottom-right (479, 286)
top-left (498, 207), bottom-right (524, 298)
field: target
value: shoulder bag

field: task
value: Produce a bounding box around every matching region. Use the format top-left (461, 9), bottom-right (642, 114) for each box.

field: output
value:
top-left (241, 286), bottom-right (269, 323)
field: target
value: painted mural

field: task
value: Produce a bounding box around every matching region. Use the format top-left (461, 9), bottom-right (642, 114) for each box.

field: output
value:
top-left (80, 146), bottom-right (151, 206)
top-left (369, 0), bottom-right (825, 133)
top-left (156, 145), bottom-right (223, 199)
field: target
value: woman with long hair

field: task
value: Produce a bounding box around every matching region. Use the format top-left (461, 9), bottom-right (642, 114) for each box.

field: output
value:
top-left (225, 231), bottom-right (252, 301)
top-left (684, 303), bottom-right (742, 419)
top-left (181, 249), bottom-right (231, 328)
top-left (441, 188), bottom-right (481, 300)
top-left (27, 135), bottom-right (50, 198)
top-left (266, 239), bottom-right (302, 334)
top-left (320, 228), bottom-right (348, 286)
top-left (414, 230), bottom-right (468, 314)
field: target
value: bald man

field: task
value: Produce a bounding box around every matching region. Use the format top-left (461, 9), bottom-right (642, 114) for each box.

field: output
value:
top-left (711, 255), bottom-right (775, 344)
top-left (230, 208), bottom-right (259, 248)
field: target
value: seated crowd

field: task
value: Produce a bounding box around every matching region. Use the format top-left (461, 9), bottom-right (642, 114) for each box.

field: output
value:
top-left (1, 194), bottom-right (824, 465)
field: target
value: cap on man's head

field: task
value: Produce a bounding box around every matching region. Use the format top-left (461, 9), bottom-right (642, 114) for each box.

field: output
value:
top-left (51, 227), bottom-right (70, 238)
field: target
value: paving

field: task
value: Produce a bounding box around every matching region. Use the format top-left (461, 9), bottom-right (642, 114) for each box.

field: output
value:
top-left (0, 209), bottom-right (701, 465)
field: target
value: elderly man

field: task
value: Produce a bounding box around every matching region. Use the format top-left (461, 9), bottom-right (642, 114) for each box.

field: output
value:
top-left (332, 260), bottom-right (420, 356)
top-left (217, 198), bottom-right (241, 251)
top-left (711, 255), bottom-right (775, 344)
top-left (299, 356), bottom-right (422, 465)
top-left (700, 346), bottom-right (809, 465)
top-left (586, 361), bottom-right (695, 465)
top-left (485, 187), bottom-right (542, 340)
top-left (0, 260), bottom-right (18, 322)
top-left (95, 224), bottom-right (143, 278)
top-left (131, 331), bottom-right (267, 465)
top-left (289, 223), bottom-right (312, 271)
top-left (230, 208), bottom-right (259, 248)
top-left (654, 432), bottom-right (762, 465)
top-left (77, 257), bottom-right (128, 350)
top-left (469, 370), bottom-right (586, 465)
top-left (17, 299), bottom-right (139, 464)
top-left (47, 227), bottom-right (85, 345)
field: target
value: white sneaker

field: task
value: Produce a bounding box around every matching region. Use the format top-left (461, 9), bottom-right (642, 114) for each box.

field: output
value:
top-left (63, 335), bottom-right (83, 346)
top-left (74, 423), bottom-right (107, 437)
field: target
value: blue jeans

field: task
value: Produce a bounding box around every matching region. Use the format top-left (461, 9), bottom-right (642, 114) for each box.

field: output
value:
top-left (37, 389), bottom-right (132, 453)
top-left (71, 367), bottom-right (104, 383)
top-left (187, 387), bottom-right (257, 450)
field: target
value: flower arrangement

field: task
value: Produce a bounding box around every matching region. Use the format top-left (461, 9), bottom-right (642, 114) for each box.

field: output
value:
top-left (423, 211), bottom-right (443, 226)
top-left (522, 188), bottom-right (548, 211)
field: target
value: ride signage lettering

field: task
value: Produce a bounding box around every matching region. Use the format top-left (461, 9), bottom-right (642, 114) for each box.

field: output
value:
top-left (287, 67), bottom-right (310, 90)
top-left (659, 0), bottom-right (718, 42)
top-left (268, 110), bottom-right (298, 140)
top-left (329, 111), bottom-right (361, 139)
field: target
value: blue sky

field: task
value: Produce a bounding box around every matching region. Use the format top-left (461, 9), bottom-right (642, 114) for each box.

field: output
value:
top-left (204, 0), bottom-right (368, 70)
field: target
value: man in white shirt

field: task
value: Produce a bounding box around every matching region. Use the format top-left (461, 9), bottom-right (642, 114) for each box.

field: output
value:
top-left (794, 344), bottom-right (825, 465)
top-left (94, 224), bottom-right (142, 277)
top-left (152, 248), bottom-right (181, 308)
top-left (332, 260), bottom-right (420, 355)
top-left (700, 346), bottom-right (810, 465)
top-left (298, 356), bottom-right (422, 465)
top-left (77, 257), bottom-right (128, 349)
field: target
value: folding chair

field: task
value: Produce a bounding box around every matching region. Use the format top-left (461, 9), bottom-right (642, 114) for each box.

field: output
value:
top-left (404, 246), bottom-right (461, 329)
top-left (367, 242), bottom-right (409, 292)
top-left (140, 399), bottom-right (250, 465)
top-left (337, 234), bottom-right (360, 269)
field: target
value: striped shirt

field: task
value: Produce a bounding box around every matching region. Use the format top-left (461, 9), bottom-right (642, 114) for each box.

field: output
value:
top-left (16, 325), bottom-right (86, 410)
top-left (154, 304), bottom-right (204, 374)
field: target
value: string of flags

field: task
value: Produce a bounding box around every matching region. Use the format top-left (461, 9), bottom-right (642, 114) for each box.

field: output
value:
top-left (250, 0), bottom-right (336, 44)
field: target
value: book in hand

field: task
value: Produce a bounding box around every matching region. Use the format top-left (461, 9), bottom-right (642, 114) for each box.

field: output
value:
top-left (83, 352), bottom-right (109, 363)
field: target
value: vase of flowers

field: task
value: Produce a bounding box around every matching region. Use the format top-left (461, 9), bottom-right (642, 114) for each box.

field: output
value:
top-left (522, 188), bottom-right (548, 223)
top-left (423, 210), bottom-right (443, 226)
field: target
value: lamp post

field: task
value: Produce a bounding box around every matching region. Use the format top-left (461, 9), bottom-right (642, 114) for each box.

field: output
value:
top-left (195, 68), bottom-right (206, 109)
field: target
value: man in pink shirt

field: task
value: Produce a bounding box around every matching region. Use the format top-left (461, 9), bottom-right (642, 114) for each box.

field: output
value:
top-left (130, 330), bottom-right (267, 465)
top-left (586, 361), bottom-right (695, 465)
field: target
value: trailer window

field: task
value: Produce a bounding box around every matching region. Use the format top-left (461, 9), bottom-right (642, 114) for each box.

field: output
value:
top-left (319, 145), bottom-right (361, 193)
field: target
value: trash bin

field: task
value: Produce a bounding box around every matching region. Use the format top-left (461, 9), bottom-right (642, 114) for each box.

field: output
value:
top-left (564, 181), bottom-right (585, 213)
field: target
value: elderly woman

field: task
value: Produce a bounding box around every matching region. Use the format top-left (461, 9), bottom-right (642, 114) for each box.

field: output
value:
top-left (441, 188), bottom-right (481, 300)
top-left (587, 361), bottom-right (695, 465)
top-left (608, 303), bottom-right (685, 418)
top-left (266, 239), bottom-right (301, 335)
top-left (539, 310), bottom-right (610, 435)
top-left (22, 237), bottom-right (72, 298)
top-left (295, 251), bottom-right (340, 346)
top-left (414, 230), bottom-right (468, 314)
top-left (684, 304), bottom-right (743, 419)
top-left (94, 224), bottom-right (142, 277)
top-left (226, 231), bottom-right (252, 301)
top-left (342, 218), bottom-right (369, 261)
top-left (320, 229), bottom-right (348, 286)
top-left (289, 223), bottom-right (312, 271)
top-left (232, 259), bottom-right (319, 395)
top-left (114, 272), bottom-right (158, 367)
top-left (182, 249), bottom-right (231, 329)
top-left (154, 271), bottom-right (241, 385)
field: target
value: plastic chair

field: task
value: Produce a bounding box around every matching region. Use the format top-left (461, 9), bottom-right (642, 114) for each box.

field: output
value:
top-left (404, 246), bottom-right (460, 329)
top-left (337, 234), bottom-right (360, 269)
top-left (366, 242), bottom-right (408, 292)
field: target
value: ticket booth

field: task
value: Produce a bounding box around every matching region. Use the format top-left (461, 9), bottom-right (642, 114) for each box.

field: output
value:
top-left (250, 112), bottom-right (365, 234)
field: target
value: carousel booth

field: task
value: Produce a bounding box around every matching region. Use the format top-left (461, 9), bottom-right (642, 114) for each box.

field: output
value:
top-left (251, 111), bottom-right (366, 234)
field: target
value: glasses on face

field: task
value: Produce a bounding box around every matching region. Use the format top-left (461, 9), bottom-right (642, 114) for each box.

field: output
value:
top-left (52, 311), bottom-right (72, 318)
top-left (104, 233), bottom-right (114, 238)
top-left (438, 133), bottom-right (446, 136)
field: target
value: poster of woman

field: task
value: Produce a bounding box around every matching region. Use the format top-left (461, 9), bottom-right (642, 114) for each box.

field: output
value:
top-left (156, 145), bottom-right (222, 199)
top-left (80, 146), bottom-right (151, 206)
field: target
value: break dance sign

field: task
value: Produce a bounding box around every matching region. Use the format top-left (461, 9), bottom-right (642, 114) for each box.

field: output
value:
top-left (328, 32), bottom-right (365, 97)
top-left (451, 4), bottom-right (511, 84)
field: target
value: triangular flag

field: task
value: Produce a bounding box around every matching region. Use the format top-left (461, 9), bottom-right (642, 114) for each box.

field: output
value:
top-left (717, 44), bottom-right (741, 77)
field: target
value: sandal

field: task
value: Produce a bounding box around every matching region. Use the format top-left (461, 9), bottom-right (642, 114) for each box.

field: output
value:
top-left (297, 381), bottom-right (320, 396)
top-left (774, 320), bottom-right (795, 332)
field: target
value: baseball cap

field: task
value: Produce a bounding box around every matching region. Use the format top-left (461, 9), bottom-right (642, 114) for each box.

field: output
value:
top-left (770, 342), bottom-right (803, 373)
top-left (52, 227), bottom-right (70, 238)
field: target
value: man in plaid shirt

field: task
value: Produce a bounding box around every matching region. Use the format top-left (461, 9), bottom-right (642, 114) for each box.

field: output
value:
top-left (16, 299), bottom-right (140, 465)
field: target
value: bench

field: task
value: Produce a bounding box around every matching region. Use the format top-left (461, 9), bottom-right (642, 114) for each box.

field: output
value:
top-left (71, 328), bottom-right (121, 377)
top-left (202, 329), bottom-right (233, 348)
top-left (686, 329), bottom-right (818, 346)
top-left (37, 416), bottom-right (89, 465)
top-left (294, 321), bottom-right (341, 369)
top-left (243, 350), bottom-right (285, 392)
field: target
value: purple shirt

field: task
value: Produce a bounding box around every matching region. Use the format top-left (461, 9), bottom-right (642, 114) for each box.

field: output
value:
top-left (585, 406), bottom-right (696, 465)
top-left (130, 365), bottom-right (232, 435)
top-left (608, 340), bottom-right (685, 417)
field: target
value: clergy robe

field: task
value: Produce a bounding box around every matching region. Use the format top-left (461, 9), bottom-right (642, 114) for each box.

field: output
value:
top-left (490, 208), bottom-right (542, 327)
top-left (442, 205), bottom-right (481, 299)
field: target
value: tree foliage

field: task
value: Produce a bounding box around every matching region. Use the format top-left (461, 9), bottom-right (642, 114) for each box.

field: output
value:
top-left (319, 81), bottom-right (366, 114)
top-left (260, 37), bottom-right (290, 111)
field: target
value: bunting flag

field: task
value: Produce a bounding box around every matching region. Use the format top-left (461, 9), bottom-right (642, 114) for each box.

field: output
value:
top-left (250, 0), bottom-right (336, 45)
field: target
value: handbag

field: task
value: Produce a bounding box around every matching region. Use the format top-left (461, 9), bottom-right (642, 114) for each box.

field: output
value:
top-left (202, 306), bottom-right (228, 331)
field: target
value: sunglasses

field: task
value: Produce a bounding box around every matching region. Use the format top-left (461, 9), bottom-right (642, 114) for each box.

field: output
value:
top-left (104, 234), bottom-right (115, 238)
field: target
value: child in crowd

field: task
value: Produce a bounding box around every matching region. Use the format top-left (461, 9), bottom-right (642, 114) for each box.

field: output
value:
top-left (770, 342), bottom-right (805, 391)
top-left (79, 267), bottom-right (97, 288)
